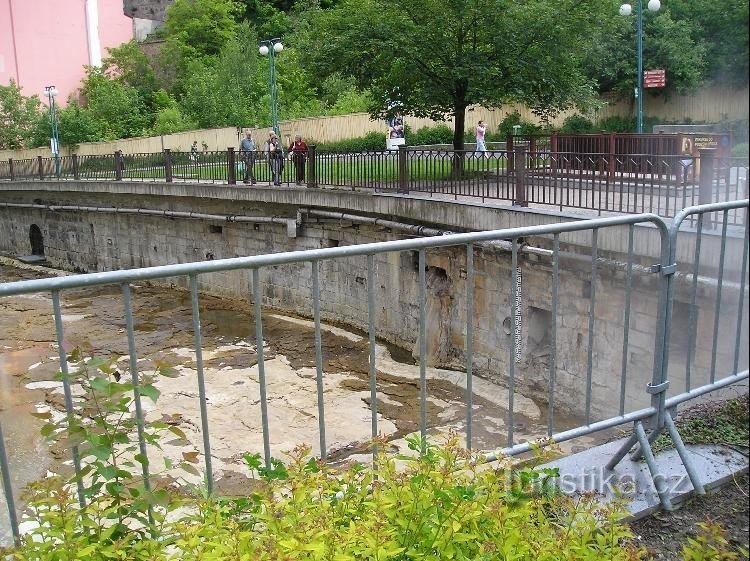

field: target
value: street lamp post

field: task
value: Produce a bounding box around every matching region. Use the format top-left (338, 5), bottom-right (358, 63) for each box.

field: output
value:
top-left (619, 0), bottom-right (660, 133)
top-left (258, 38), bottom-right (284, 136)
top-left (44, 85), bottom-right (60, 176)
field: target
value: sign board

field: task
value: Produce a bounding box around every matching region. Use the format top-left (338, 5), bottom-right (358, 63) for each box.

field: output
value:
top-left (643, 69), bottom-right (666, 88)
top-left (386, 137), bottom-right (405, 151)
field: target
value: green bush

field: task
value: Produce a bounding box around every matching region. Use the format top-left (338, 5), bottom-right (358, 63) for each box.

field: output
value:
top-left (731, 142), bottom-right (748, 157)
top-left (561, 115), bottom-right (596, 134)
top-left (496, 110), bottom-right (543, 139)
top-left (2, 350), bottom-right (742, 561)
top-left (407, 124), bottom-right (455, 146)
top-left (313, 130), bottom-right (387, 153)
top-left (6, 433), bottom-right (646, 561)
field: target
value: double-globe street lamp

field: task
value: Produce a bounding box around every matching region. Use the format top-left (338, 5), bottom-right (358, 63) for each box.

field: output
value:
top-left (619, 0), bottom-right (661, 133)
top-left (259, 39), bottom-right (284, 136)
top-left (44, 85), bottom-right (61, 176)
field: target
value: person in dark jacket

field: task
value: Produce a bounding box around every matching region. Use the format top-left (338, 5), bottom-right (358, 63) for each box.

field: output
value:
top-left (288, 135), bottom-right (308, 185)
top-left (266, 131), bottom-right (284, 186)
top-left (239, 131), bottom-right (257, 184)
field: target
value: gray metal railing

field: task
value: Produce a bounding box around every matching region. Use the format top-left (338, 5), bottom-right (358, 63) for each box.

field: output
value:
top-left (0, 200), bottom-right (747, 541)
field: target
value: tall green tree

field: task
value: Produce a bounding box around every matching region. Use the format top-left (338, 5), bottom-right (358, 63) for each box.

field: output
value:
top-left (582, 5), bottom-right (706, 98)
top-left (79, 69), bottom-right (151, 139)
top-left (668, 0), bottom-right (748, 87)
top-left (303, 0), bottom-right (605, 152)
top-left (0, 81), bottom-right (41, 150)
top-left (163, 0), bottom-right (241, 60)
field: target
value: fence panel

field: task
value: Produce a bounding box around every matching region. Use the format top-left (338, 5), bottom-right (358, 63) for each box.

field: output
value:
top-left (1, 212), bottom-right (681, 540)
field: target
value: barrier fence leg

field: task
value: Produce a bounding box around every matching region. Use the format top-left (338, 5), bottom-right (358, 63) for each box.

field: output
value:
top-left (605, 432), bottom-right (639, 471)
top-left (629, 425), bottom-right (664, 461)
top-left (635, 421), bottom-right (674, 511)
top-left (664, 410), bottom-right (706, 495)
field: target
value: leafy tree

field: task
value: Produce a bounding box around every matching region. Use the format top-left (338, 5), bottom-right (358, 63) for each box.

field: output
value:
top-left (163, 0), bottom-right (241, 60)
top-left (668, 0), bottom-right (749, 87)
top-left (582, 8), bottom-right (706, 98)
top-left (57, 105), bottom-right (107, 146)
top-left (179, 23), bottom-right (263, 128)
top-left (0, 80), bottom-right (42, 149)
top-left (102, 40), bottom-right (157, 94)
top-left (79, 69), bottom-right (151, 139)
top-left (303, 0), bottom-right (606, 154)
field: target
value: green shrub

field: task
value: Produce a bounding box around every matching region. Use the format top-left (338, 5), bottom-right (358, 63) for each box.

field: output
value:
top-left (561, 115), bottom-right (596, 134)
top-left (407, 124), bottom-right (455, 146)
top-left (731, 142), bottom-right (748, 157)
top-left (313, 130), bottom-right (387, 153)
top-left (3, 350), bottom-right (741, 560)
top-left (6, 425), bottom-right (647, 560)
top-left (496, 111), bottom-right (543, 139)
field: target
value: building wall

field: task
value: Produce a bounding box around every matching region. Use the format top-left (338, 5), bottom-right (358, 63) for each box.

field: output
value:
top-left (0, 0), bottom-right (134, 104)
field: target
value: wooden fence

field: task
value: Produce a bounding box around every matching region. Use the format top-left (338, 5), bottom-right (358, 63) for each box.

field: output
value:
top-left (1, 85), bottom-right (746, 161)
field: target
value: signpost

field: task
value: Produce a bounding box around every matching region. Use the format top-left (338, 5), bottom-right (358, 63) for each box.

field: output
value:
top-left (643, 69), bottom-right (666, 89)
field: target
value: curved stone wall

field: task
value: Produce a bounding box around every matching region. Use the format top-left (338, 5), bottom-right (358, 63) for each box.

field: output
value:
top-left (0, 181), bottom-right (746, 421)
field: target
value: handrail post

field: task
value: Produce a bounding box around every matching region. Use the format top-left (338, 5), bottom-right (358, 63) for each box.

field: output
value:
top-left (307, 145), bottom-right (317, 188)
top-left (227, 147), bottom-right (237, 185)
top-left (114, 151), bottom-right (123, 181)
top-left (72, 154), bottom-right (80, 180)
top-left (507, 133), bottom-right (515, 172)
top-left (37, 155), bottom-right (44, 180)
top-left (397, 144), bottom-right (408, 194)
top-left (698, 148), bottom-right (715, 206)
top-left (698, 148), bottom-right (716, 229)
top-left (8, 158), bottom-right (14, 181)
top-left (164, 149), bottom-right (173, 183)
top-left (608, 133), bottom-right (616, 183)
top-left (513, 146), bottom-right (528, 207)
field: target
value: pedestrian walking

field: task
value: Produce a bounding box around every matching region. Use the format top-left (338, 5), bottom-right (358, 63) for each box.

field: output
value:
top-left (239, 131), bottom-right (257, 184)
top-left (288, 135), bottom-right (308, 185)
top-left (266, 131), bottom-right (284, 186)
top-left (190, 140), bottom-right (199, 163)
top-left (475, 121), bottom-right (487, 156)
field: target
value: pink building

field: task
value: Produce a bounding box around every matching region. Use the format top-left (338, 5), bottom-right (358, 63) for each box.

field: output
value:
top-left (0, 0), bottom-right (134, 105)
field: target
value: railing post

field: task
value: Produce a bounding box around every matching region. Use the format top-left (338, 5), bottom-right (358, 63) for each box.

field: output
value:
top-left (37, 155), bottom-right (44, 180)
top-left (227, 147), bottom-right (237, 185)
top-left (8, 159), bottom-right (14, 181)
top-left (608, 133), bottom-right (616, 183)
top-left (163, 149), bottom-right (173, 183)
top-left (507, 133), bottom-right (515, 173)
top-left (550, 133), bottom-right (558, 174)
top-left (114, 151), bottom-right (123, 181)
top-left (72, 154), bottom-right (80, 180)
top-left (306, 145), bottom-right (317, 188)
top-left (698, 148), bottom-right (715, 206)
top-left (513, 146), bottom-right (528, 207)
top-left (397, 144), bottom-right (408, 194)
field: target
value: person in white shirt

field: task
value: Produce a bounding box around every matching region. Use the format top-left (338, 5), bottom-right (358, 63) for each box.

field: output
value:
top-left (475, 120), bottom-right (487, 155)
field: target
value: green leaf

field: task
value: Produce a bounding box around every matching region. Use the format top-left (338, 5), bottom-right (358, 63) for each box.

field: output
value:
top-left (139, 384), bottom-right (161, 403)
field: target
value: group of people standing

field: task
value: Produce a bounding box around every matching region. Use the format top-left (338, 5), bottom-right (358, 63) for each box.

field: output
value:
top-left (238, 130), bottom-right (308, 186)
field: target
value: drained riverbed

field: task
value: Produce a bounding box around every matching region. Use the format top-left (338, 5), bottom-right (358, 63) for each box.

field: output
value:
top-left (0, 260), bottom-right (592, 542)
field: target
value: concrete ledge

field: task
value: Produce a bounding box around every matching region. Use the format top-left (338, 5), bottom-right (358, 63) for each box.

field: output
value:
top-left (544, 438), bottom-right (749, 521)
top-left (0, 181), bottom-right (745, 268)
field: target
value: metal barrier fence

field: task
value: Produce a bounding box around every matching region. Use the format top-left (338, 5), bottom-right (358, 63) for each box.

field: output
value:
top-left (0, 200), bottom-right (747, 541)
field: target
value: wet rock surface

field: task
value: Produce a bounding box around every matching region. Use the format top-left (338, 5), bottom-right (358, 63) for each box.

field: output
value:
top-left (0, 261), bottom-right (592, 513)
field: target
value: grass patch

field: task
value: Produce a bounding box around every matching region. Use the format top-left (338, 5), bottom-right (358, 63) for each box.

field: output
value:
top-left (652, 396), bottom-right (749, 455)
